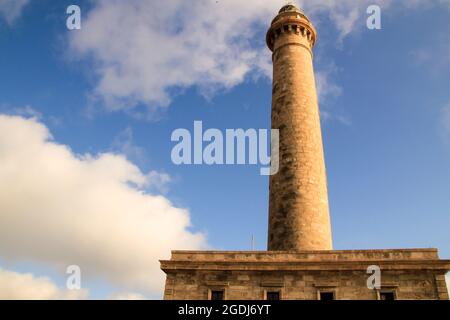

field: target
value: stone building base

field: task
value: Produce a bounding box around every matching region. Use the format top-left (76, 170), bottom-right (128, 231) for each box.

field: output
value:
top-left (160, 248), bottom-right (449, 300)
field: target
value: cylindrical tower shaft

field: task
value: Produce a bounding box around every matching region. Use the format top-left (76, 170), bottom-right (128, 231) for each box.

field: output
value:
top-left (267, 4), bottom-right (332, 251)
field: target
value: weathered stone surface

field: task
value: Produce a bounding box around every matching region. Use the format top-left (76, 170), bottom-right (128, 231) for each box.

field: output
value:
top-left (160, 5), bottom-right (450, 301)
top-left (161, 249), bottom-right (450, 300)
top-left (266, 2), bottom-right (332, 251)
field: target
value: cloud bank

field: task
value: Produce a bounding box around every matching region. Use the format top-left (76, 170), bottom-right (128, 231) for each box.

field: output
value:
top-left (0, 0), bottom-right (29, 25)
top-left (0, 114), bottom-right (206, 295)
top-left (69, 0), bottom-right (447, 114)
top-left (0, 268), bottom-right (87, 300)
top-left (109, 292), bottom-right (147, 300)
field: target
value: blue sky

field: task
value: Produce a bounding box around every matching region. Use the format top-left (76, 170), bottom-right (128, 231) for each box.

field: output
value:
top-left (0, 0), bottom-right (449, 299)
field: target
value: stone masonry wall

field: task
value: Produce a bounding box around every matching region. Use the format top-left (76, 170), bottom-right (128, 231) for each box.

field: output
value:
top-left (163, 269), bottom-right (444, 300)
top-left (267, 9), bottom-right (332, 250)
top-left (161, 250), bottom-right (450, 300)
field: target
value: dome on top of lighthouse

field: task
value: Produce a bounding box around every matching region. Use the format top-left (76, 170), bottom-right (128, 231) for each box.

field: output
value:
top-left (277, 3), bottom-right (310, 21)
top-left (278, 3), bottom-right (303, 14)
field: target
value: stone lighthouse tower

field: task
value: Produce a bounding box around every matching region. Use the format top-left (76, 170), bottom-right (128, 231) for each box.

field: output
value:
top-left (161, 4), bottom-right (450, 300)
top-left (266, 4), bottom-right (332, 251)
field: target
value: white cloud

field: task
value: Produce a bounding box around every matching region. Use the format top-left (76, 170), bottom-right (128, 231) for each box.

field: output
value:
top-left (0, 0), bottom-right (29, 25)
top-left (410, 36), bottom-right (450, 74)
top-left (69, 0), bottom-right (278, 112)
top-left (315, 62), bottom-right (347, 124)
top-left (111, 127), bottom-right (146, 163)
top-left (69, 0), bottom-right (449, 115)
top-left (109, 292), bottom-right (147, 300)
top-left (110, 127), bottom-right (171, 193)
top-left (320, 110), bottom-right (352, 126)
top-left (315, 68), bottom-right (342, 104)
top-left (0, 114), bottom-right (206, 295)
top-left (7, 105), bottom-right (42, 119)
top-left (145, 171), bottom-right (171, 194)
top-left (0, 268), bottom-right (87, 300)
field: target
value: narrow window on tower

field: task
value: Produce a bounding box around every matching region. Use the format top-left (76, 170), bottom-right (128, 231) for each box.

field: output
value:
top-left (210, 290), bottom-right (225, 301)
top-left (379, 291), bottom-right (396, 300)
top-left (266, 291), bottom-right (281, 300)
top-left (318, 291), bottom-right (335, 301)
